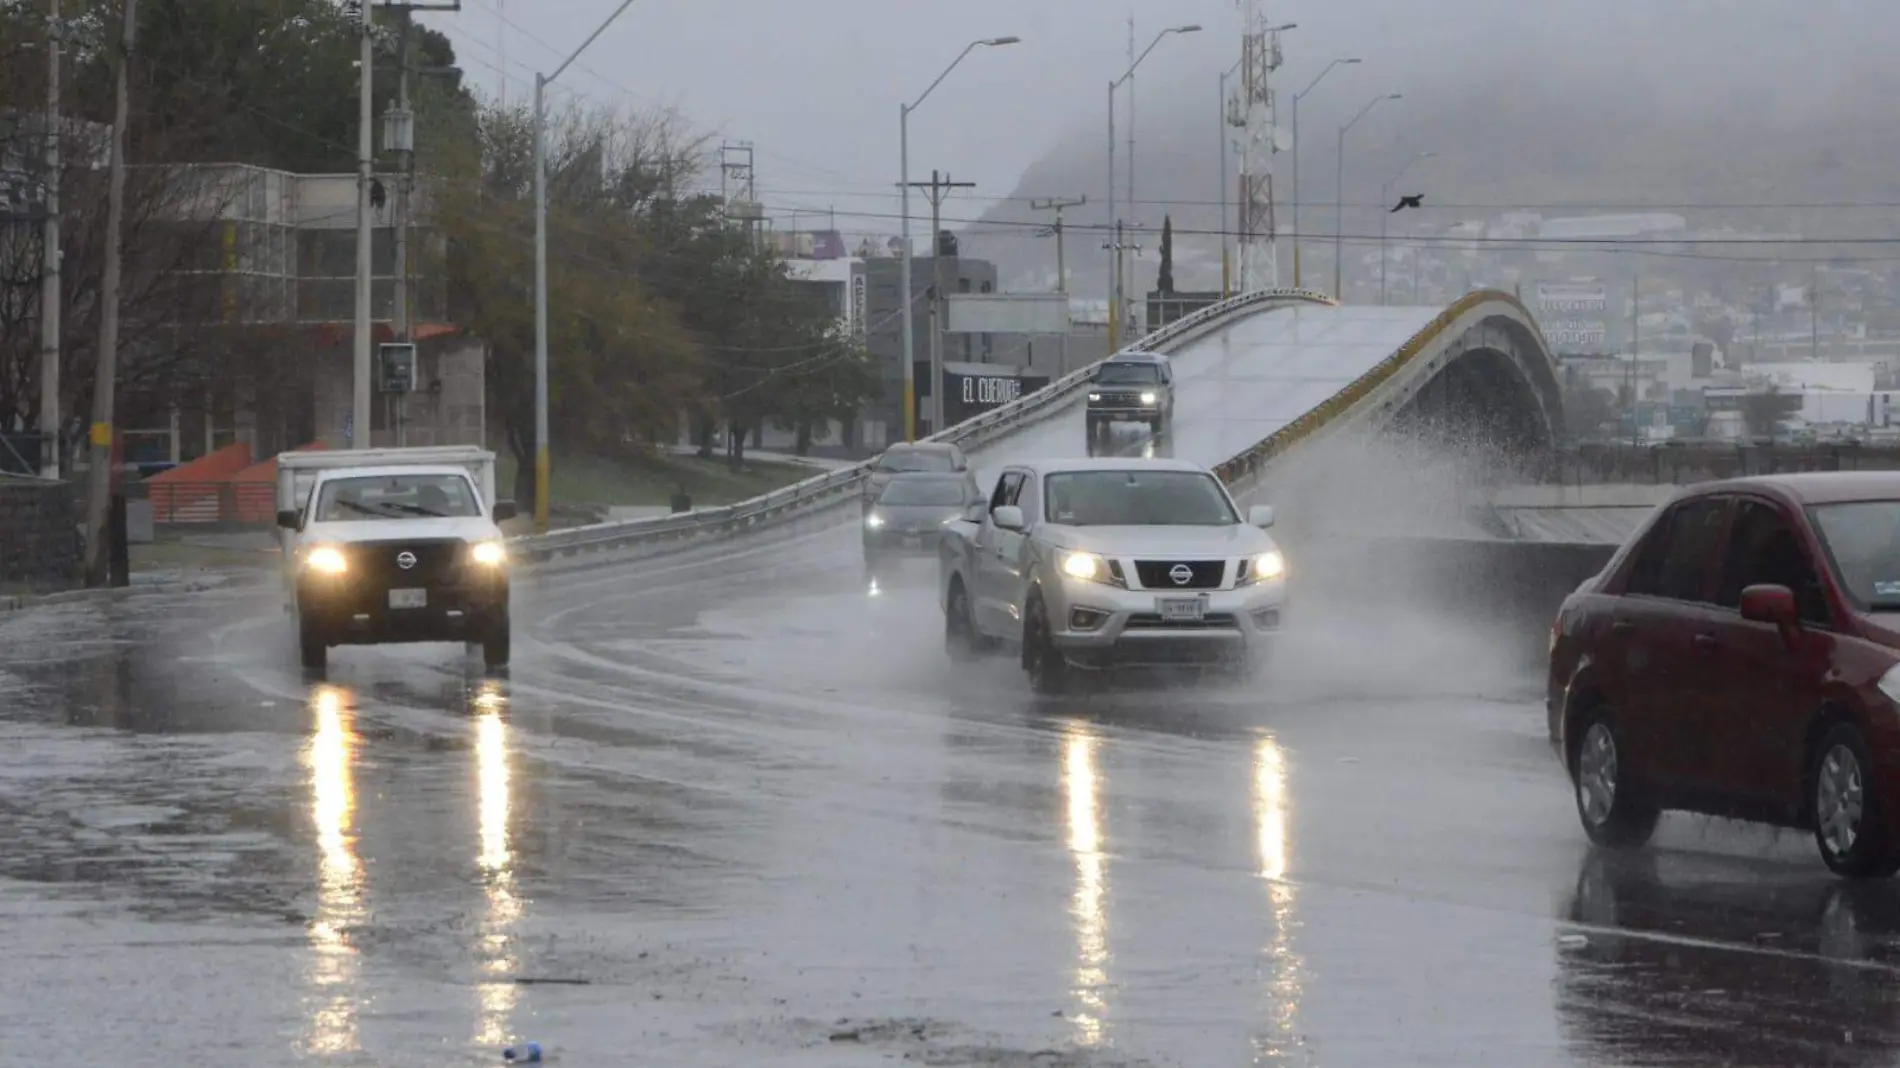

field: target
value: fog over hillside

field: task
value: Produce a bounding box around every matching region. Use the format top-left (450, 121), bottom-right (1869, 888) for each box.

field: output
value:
top-left (961, 0), bottom-right (1900, 296)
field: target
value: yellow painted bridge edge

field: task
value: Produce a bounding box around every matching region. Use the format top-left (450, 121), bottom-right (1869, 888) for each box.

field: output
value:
top-left (1211, 289), bottom-right (1549, 486)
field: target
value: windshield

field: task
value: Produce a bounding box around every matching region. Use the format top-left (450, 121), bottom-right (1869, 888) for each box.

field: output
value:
top-left (879, 479), bottom-right (966, 506)
top-left (877, 448), bottom-right (955, 473)
top-left (314, 473), bottom-right (481, 521)
top-left (1043, 470), bottom-right (1238, 527)
top-left (1810, 501), bottom-right (1900, 608)
top-left (1095, 362), bottom-right (1161, 385)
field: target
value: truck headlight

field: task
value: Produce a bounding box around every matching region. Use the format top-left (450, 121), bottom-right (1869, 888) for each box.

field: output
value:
top-left (1140, 391), bottom-right (1158, 405)
top-left (305, 546), bottom-right (348, 575)
top-left (1088, 392), bottom-right (1103, 402)
top-left (865, 513), bottom-right (885, 529)
top-left (470, 540), bottom-right (507, 567)
top-left (1238, 550), bottom-right (1285, 586)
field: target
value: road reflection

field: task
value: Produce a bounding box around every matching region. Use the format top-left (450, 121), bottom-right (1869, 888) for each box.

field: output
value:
top-left (1557, 848), bottom-right (1900, 1066)
top-left (1252, 735), bottom-right (1306, 1061)
top-left (472, 680), bottom-right (522, 1047)
top-left (303, 684), bottom-right (364, 1055)
top-left (1062, 720), bottom-right (1112, 1047)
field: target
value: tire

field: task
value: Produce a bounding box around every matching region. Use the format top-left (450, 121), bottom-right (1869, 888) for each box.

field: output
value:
top-left (482, 614), bottom-right (511, 671)
top-left (1570, 706), bottom-right (1660, 849)
top-left (1810, 722), bottom-right (1900, 878)
top-left (944, 579), bottom-right (981, 663)
top-left (1022, 594), bottom-right (1075, 696)
top-left (298, 614), bottom-right (327, 673)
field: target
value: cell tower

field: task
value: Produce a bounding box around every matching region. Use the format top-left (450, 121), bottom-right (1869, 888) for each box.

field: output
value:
top-left (1232, 2), bottom-right (1287, 293)
top-left (720, 140), bottom-right (763, 245)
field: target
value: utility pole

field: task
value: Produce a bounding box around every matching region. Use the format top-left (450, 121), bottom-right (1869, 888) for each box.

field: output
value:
top-left (1031, 195), bottom-right (1085, 374)
top-left (1629, 271), bottom-right (1639, 448)
top-left (1103, 222), bottom-right (1141, 347)
top-left (82, 0), bottom-right (134, 585)
top-left (38, 0), bottom-right (61, 479)
top-left (1811, 265), bottom-right (1821, 362)
top-left (904, 169), bottom-right (973, 435)
top-left (390, 16), bottom-right (412, 448)
top-left (352, 0), bottom-right (374, 449)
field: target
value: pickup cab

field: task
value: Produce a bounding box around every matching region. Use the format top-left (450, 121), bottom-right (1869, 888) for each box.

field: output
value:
top-left (275, 447), bottom-right (517, 672)
top-left (938, 457), bottom-right (1287, 694)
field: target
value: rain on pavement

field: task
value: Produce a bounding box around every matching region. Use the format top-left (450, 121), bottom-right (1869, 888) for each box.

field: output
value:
top-left (6, 492), bottom-right (1900, 1067)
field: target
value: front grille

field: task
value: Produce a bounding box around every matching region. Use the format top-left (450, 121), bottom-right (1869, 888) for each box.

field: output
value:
top-left (1133, 560), bottom-right (1225, 589)
top-left (346, 538), bottom-right (465, 586)
top-left (1124, 612), bottom-right (1239, 631)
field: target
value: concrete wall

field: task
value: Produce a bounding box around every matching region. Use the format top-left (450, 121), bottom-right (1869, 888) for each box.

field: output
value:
top-left (0, 479), bottom-right (79, 589)
top-left (1292, 533), bottom-right (1618, 671)
top-left (311, 335), bottom-right (486, 450)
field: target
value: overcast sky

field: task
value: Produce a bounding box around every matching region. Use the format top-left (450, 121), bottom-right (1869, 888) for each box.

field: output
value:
top-left (428, 0), bottom-right (1887, 245)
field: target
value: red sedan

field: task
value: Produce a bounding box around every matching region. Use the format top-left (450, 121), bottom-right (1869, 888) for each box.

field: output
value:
top-left (1548, 472), bottom-right (1900, 877)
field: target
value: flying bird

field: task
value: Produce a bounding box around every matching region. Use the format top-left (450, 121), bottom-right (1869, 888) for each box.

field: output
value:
top-left (1390, 194), bottom-right (1424, 213)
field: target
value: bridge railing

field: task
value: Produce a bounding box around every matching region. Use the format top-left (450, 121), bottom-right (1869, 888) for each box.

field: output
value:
top-left (1213, 288), bottom-right (1534, 488)
top-left (515, 286), bottom-right (1336, 563)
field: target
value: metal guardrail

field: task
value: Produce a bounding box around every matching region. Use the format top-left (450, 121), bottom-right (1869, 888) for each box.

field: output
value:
top-left (515, 286), bottom-right (1337, 562)
top-left (1212, 289), bottom-right (1535, 490)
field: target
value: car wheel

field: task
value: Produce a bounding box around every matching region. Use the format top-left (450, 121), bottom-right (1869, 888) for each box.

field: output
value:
top-left (482, 614), bottom-right (512, 672)
top-left (298, 614), bottom-right (327, 673)
top-left (1811, 723), bottom-right (1900, 878)
top-left (1022, 594), bottom-right (1074, 696)
top-left (944, 579), bottom-right (982, 663)
top-left (1571, 707), bottom-right (1660, 848)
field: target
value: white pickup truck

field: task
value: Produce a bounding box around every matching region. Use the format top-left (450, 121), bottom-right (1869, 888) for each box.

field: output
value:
top-left (939, 457), bottom-right (1287, 693)
top-left (275, 446), bottom-right (517, 673)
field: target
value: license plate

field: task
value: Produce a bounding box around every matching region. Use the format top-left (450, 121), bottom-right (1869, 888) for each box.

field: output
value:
top-left (388, 588), bottom-right (427, 610)
top-left (1156, 595), bottom-right (1206, 622)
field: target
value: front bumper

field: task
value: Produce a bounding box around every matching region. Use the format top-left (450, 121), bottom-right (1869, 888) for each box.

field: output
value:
top-left (298, 574), bottom-right (509, 644)
top-left (864, 527), bottom-right (946, 555)
top-left (1048, 577), bottom-right (1286, 668)
top-left (1087, 405), bottom-right (1163, 420)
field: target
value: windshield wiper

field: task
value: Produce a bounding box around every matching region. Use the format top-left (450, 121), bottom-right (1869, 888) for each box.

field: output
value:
top-left (384, 503), bottom-right (447, 517)
top-left (333, 499), bottom-right (384, 517)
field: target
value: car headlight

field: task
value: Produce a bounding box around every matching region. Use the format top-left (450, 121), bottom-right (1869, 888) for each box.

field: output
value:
top-left (470, 540), bottom-right (507, 567)
top-left (1088, 392), bottom-right (1103, 402)
top-left (865, 513), bottom-right (885, 529)
top-left (305, 546), bottom-right (347, 575)
top-left (1879, 663), bottom-right (1900, 707)
top-left (1140, 391), bottom-right (1158, 405)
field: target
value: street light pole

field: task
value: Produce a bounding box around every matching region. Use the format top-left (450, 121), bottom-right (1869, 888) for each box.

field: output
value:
top-left (531, 0), bottom-right (638, 534)
top-left (1380, 150), bottom-right (1434, 305)
top-left (898, 35), bottom-right (1019, 444)
top-left (1334, 91), bottom-right (1401, 301)
top-left (1107, 24), bottom-right (1199, 348)
top-left (1218, 57), bottom-right (1239, 297)
top-left (1290, 57), bottom-right (1359, 290)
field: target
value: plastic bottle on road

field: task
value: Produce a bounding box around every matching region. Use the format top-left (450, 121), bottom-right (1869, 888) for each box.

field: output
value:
top-left (502, 1041), bottom-right (543, 1063)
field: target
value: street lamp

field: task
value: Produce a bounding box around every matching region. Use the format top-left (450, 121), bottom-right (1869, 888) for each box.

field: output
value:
top-left (1334, 91), bottom-right (1401, 301)
top-left (1380, 150), bottom-right (1434, 305)
top-left (1218, 56), bottom-right (1241, 298)
top-left (900, 35), bottom-right (1020, 443)
top-left (1107, 23), bottom-right (1200, 352)
top-left (533, 0), bottom-right (640, 534)
top-left (1289, 57), bottom-right (1360, 289)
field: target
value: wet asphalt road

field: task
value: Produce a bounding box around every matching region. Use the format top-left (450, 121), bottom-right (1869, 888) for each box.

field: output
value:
top-left (7, 444), bottom-right (1900, 1064)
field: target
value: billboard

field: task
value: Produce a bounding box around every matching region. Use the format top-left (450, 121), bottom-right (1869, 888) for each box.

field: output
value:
top-left (1535, 281), bottom-right (1608, 353)
top-left (929, 362), bottom-right (1053, 428)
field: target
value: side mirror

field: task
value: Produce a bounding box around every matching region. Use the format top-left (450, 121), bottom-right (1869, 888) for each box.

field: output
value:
top-left (1740, 584), bottom-right (1798, 629)
top-left (276, 509), bottom-right (300, 530)
top-left (1248, 505), bottom-right (1276, 529)
top-left (493, 501), bottom-right (519, 522)
top-left (992, 505), bottom-right (1026, 532)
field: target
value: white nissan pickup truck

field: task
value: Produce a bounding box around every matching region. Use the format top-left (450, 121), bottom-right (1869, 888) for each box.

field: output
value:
top-left (275, 446), bottom-right (517, 673)
top-left (939, 457), bottom-right (1287, 693)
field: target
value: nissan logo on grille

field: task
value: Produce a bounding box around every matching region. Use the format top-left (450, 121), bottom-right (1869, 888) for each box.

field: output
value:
top-left (396, 551), bottom-right (417, 570)
top-left (1168, 564), bottom-right (1194, 586)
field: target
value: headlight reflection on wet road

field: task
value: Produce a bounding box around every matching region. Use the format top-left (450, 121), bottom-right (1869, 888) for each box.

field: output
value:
top-left (474, 681), bottom-right (522, 1048)
top-left (1253, 734), bottom-right (1307, 1062)
top-left (304, 684), bottom-right (364, 1055)
top-left (1062, 721), bottom-right (1111, 1047)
